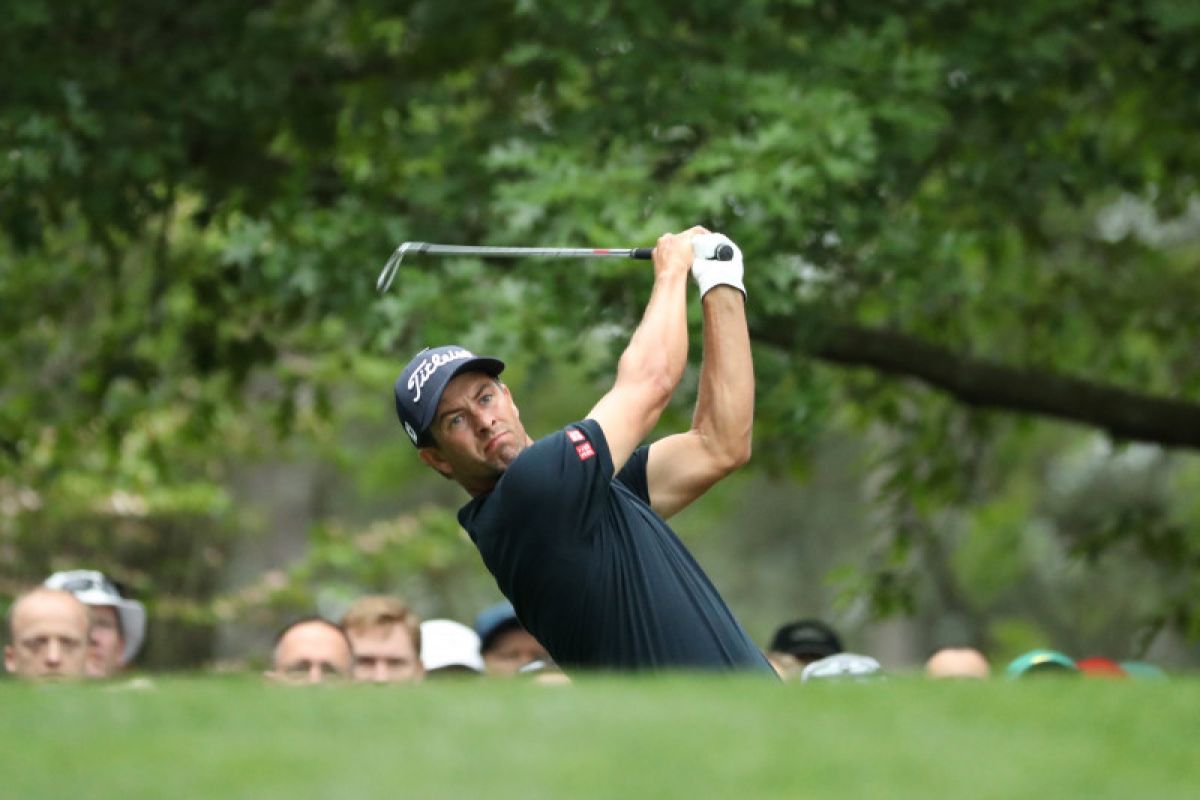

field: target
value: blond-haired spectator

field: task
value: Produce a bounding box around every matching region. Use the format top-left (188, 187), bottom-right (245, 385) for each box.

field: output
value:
top-left (341, 596), bottom-right (423, 684)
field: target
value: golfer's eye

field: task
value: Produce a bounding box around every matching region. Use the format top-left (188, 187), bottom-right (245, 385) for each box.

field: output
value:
top-left (480, 392), bottom-right (493, 405)
top-left (447, 414), bottom-right (464, 429)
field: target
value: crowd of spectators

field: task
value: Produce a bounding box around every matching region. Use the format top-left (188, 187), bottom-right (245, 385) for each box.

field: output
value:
top-left (2, 568), bottom-right (1171, 684)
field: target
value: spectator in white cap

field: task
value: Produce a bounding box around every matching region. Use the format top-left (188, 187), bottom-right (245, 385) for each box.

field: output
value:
top-left (44, 569), bottom-right (146, 678)
top-left (419, 619), bottom-right (484, 677)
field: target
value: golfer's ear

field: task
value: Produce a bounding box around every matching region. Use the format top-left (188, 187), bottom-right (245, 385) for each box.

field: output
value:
top-left (500, 382), bottom-right (520, 419)
top-left (419, 447), bottom-right (453, 479)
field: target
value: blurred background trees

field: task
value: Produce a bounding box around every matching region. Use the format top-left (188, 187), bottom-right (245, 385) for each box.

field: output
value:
top-left (2, 0), bottom-right (1198, 669)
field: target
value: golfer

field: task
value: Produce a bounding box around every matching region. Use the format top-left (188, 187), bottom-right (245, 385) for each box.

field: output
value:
top-left (395, 226), bottom-right (773, 673)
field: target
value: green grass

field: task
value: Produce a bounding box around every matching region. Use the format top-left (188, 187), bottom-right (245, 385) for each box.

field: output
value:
top-left (2, 674), bottom-right (1197, 799)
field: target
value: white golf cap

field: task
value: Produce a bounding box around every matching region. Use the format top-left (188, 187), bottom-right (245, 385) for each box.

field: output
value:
top-left (420, 618), bottom-right (484, 673)
top-left (800, 652), bottom-right (883, 683)
top-left (44, 569), bottom-right (147, 664)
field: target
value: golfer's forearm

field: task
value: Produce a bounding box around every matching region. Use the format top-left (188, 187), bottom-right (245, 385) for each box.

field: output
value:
top-left (692, 287), bottom-right (753, 467)
top-left (616, 272), bottom-right (690, 401)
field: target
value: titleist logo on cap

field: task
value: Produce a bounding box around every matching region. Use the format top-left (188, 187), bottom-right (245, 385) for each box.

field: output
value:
top-left (407, 348), bottom-right (475, 403)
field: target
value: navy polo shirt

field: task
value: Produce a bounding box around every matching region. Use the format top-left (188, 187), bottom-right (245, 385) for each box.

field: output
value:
top-left (458, 418), bottom-right (774, 673)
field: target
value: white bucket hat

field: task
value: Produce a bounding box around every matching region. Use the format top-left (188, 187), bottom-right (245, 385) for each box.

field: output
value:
top-left (419, 619), bottom-right (484, 673)
top-left (44, 569), bottom-right (146, 664)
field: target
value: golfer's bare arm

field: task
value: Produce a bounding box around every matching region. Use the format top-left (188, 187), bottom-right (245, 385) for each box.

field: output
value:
top-left (586, 228), bottom-right (702, 474)
top-left (645, 283), bottom-right (753, 519)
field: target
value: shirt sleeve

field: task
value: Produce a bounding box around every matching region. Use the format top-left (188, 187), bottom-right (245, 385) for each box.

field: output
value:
top-left (614, 445), bottom-right (651, 505)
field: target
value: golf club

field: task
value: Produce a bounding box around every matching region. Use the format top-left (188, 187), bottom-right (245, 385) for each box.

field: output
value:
top-left (376, 241), bottom-right (735, 293)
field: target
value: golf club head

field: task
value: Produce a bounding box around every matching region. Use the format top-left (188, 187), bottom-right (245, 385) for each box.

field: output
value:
top-left (377, 242), bottom-right (416, 293)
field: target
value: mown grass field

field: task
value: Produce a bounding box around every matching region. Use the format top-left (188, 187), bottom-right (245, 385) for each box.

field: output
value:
top-left (2, 673), bottom-right (1196, 799)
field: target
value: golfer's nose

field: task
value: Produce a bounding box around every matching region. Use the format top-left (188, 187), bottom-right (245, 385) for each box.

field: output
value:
top-left (475, 409), bottom-right (497, 433)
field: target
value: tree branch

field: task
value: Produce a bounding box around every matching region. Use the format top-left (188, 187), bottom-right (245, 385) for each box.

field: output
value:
top-left (751, 317), bottom-right (1200, 450)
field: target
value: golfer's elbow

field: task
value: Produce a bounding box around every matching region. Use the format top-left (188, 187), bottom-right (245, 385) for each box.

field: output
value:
top-left (705, 426), bottom-right (752, 475)
top-left (721, 436), bottom-right (753, 473)
top-left (730, 436), bottom-right (753, 470)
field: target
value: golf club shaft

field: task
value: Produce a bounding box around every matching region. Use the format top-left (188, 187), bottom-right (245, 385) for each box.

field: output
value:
top-left (406, 243), bottom-right (654, 259)
top-left (377, 241), bottom-right (731, 292)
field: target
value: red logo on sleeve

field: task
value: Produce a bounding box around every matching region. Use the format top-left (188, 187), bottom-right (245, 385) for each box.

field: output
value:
top-left (575, 442), bottom-right (595, 461)
top-left (567, 428), bottom-right (585, 443)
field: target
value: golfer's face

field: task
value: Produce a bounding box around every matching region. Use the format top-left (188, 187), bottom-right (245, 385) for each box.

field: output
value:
top-left (429, 373), bottom-right (526, 482)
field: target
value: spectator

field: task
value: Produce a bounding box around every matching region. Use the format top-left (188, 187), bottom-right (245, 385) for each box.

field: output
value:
top-left (925, 647), bottom-right (991, 679)
top-left (420, 619), bottom-right (485, 677)
top-left (475, 600), bottom-right (550, 676)
top-left (800, 652), bottom-right (883, 683)
top-left (766, 619), bottom-right (843, 680)
top-left (1075, 656), bottom-right (1128, 679)
top-left (4, 587), bottom-right (91, 681)
top-left (340, 595), bottom-right (424, 684)
top-left (1005, 648), bottom-right (1078, 679)
top-left (1120, 660), bottom-right (1168, 680)
top-left (266, 618), bottom-right (353, 685)
top-left (519, 659), bottom-right (572, 686)
top-left (44, 569), bottom-right (146, 678)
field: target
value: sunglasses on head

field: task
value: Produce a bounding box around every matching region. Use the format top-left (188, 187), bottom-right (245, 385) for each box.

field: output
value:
top-left (49, 571), bottom-right (129, 599)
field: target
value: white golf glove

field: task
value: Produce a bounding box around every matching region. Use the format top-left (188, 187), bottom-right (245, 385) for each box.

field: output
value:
top-left (691, 233), bottom-right (745, 299)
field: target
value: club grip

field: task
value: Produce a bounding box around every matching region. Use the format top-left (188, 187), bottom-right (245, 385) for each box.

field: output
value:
top-left (630, 245), bottom-right (735, 260)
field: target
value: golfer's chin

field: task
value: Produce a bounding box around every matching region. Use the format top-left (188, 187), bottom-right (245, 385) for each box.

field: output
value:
top-left (491, 439), bottom-right (524, 469)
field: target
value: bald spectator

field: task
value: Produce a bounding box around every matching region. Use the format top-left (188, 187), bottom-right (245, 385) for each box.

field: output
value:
top-left (44, 569), bottom-right (146, 678)
top-left (340, 596), bottom-right (424, 684)
top-left (925, 647), bottom-right (991, 679)
top-left (5, 587), bottom-right (91, 681)
top-left (266, 618), bottom-right (353, 685)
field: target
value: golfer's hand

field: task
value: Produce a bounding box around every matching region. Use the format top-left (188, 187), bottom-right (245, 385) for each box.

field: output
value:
top-left (653, 226), bottom-right (710, 280)
top-left (691, 232), bottom-right (745, 299)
